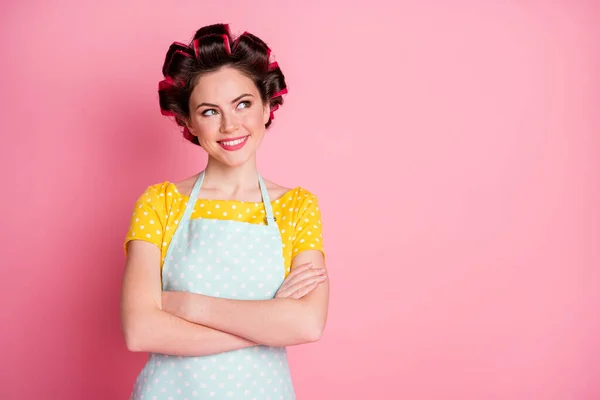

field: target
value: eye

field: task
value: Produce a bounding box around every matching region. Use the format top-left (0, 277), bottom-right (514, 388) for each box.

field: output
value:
top-left (237, 101), bottom-right (251, 109)
top-left (201, 109), bottom-right (218, 117)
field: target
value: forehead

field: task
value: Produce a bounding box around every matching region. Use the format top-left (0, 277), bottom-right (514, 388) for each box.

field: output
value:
top-left (190, 67), bottom-right (259, 104)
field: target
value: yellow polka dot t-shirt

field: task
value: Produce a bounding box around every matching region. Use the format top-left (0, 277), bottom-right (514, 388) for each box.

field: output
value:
top-left (124, 182), bottom-right (325, 277)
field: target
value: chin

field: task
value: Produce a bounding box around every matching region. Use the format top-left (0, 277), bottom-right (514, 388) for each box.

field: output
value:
top-left (218, 156), bottom-right (253, 168)
top-left (211, 147), bottom-right (255, 168)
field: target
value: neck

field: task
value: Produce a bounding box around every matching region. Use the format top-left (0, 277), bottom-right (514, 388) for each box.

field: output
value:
top-left (202, 156), bottom-right (260, 192)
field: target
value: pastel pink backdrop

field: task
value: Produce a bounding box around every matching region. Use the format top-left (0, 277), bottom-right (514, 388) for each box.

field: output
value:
top-left (1, 1), bottom-right (598, 399)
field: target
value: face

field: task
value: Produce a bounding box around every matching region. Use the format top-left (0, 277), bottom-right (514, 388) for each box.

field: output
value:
top-left (186, 66), bottom-right (270, 167)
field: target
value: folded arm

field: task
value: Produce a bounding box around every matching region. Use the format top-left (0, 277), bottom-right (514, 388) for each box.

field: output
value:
top-left (165, 250), bottom-right (329, 347)
top-left (120, 240), bottom-right (257, 356)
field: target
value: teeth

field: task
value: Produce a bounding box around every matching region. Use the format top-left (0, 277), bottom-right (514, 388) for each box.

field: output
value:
top-left (221, 137), bottom-right (246, 146)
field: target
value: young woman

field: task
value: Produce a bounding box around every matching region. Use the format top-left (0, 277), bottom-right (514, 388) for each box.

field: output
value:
top-left (120, 23), bottom-right (329, 399)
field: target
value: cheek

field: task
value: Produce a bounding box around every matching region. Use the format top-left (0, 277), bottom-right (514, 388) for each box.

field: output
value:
top-left (193, 118), bottom-right (219, 139)
top-left (246, 108), bottom-right (268, 129)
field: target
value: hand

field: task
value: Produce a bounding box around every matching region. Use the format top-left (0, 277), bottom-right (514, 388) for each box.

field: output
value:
top-left (275, 262), bottom-right (327, 299)
top-left (162, 290), bottom-right (192, 319)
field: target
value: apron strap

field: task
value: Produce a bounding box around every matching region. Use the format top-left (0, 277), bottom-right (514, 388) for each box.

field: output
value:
top-left (180, 170), bottom-right (205, 224)
top-left (257, 173), bottom-right (276, 226)
top-left (180, 170), bottom-right (275, 226)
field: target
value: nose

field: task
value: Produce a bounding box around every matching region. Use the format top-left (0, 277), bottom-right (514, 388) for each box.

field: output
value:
top-left (219, 111), bottom-right (239, 133)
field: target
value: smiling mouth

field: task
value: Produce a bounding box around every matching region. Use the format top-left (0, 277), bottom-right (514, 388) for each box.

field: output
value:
top-left (217, 135), bottom-right (249, 151)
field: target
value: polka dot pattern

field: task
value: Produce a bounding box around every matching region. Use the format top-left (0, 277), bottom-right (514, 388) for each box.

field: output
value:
top-left (163, 218), bottom-right (285, 300)
top-left (131, 347), bottom-right (295, 400)
top-left (125, 183), bottom-right (324, 277)
top-left (129, 172), bottom-right (296, 399)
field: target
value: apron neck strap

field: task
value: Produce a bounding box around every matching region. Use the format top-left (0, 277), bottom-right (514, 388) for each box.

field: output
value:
top-left (180, 170), bottom-right (206, 224)
top-left (182, 170), bottom-right (276, 226)
top-left (257, 173), bottom-right (276, 226)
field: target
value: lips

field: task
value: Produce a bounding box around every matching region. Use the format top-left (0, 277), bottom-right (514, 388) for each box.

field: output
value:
top-left (217, 135), bottom-right (249, 151)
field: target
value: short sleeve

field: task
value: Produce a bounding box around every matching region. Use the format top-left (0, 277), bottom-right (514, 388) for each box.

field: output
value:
top-left (124, 185), bottom-right (167, 256)
top-left (292, 191), bottom-right (325, 258)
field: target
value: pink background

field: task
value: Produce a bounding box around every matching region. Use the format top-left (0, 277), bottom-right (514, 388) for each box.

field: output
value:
top-left (1, 1), bottom-right (599, 399)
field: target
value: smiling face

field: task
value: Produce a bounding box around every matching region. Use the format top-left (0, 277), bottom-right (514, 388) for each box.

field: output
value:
top-left (186, 66), bottom-right (271, 167)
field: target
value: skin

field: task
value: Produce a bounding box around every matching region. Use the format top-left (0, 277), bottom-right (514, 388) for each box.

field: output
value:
top-left (120, 66), bottom-right (330, 355)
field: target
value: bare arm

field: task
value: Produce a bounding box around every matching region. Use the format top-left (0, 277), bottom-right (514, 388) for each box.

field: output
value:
top-left (163, 250), bottom-right (329, 347)
top-left (120, 240), bottom-right (257, 356)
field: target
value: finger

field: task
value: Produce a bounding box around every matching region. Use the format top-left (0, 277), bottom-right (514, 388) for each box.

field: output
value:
top-left (289, 281), bottom-right (320, 299)
top-left (281, 267), bottom-right (326, 291)
top-left (290, 278), bottom-right (325, 299)
top-left (276, 274), bottom-right (319, 298)
top-left (287, 273), bottom-right (327, 296)
top-left (285, 262), bottom-right (313, 280)
top-left (280, 268), bottom-right (326, 293)
top-left (277, 263), bottom-right (314, 291)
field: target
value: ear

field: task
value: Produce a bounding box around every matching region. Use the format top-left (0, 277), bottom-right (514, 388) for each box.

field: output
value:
top-left (263, 102), bottom-right (271, 125)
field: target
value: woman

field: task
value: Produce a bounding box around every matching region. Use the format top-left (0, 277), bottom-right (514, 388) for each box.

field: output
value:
top-left (120, 23), bottom-right (329, 399)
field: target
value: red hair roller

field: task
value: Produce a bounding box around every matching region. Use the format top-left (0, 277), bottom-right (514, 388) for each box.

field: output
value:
top-left (193, 34), bottom-right (231, 59)
top-left (183, 127), bottom-right (194, 142)
top-left (270, 88), bottom-right (288, 99)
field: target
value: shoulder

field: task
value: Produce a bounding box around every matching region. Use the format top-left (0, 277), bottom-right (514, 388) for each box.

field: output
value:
top-left (171, 174), bottom-right (201, 197)
top-left (268, 183), bottom-right (322, 225)
top-left (136, 181), bottom-right (180, 200)
top-left (262, 179), bottom-right (320, 205)
top-left (131, 181), bottom-right (185, 214)
top-left (263, 178), bottom-right (293, 202)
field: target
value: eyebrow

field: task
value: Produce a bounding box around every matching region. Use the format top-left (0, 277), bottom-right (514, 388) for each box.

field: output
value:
top-left (196, 93), bottom-right (254, 109)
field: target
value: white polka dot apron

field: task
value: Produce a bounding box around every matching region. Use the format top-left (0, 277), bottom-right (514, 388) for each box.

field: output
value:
top-left (130, 171), bottom-right (296, 400)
